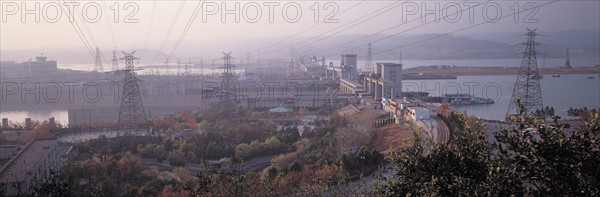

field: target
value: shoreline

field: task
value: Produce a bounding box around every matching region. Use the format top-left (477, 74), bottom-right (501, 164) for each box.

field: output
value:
top-left (403, 65), bottom-right (600, 76)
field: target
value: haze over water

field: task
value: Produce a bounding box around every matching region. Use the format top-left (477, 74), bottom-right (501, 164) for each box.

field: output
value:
top-left (2, 58), bottom-right (598, 124)
top-left (405, 74), bottom-right (600, 120)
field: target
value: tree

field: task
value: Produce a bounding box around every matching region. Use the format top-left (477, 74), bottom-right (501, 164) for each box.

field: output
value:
top-left (437, 102), bottom-right (450, 116)
top-left (376, 113), bottom-right (516, 196)
top-left (298, 107), bottom-right (309, 116)
top-left (494, 111), bottom-right (600, 195)
top-left (20, 121), bottom-right (55, 143)
top-left (172, 167), bottom-right (190, 182)
top-left (235, 143), bottom-right (251, 160)
top-left (116, 152), bottom-right (142, 178)
top-left (28, 172), bottom-right (74, 197)
top-left (160, 185), bottom-right (190, 197)
top-left (180, 111), bottom-right (197, 129)
top-left (264, 136), bottom-right (283, 151)
top-left (378, 98), bottom-right (600, 196)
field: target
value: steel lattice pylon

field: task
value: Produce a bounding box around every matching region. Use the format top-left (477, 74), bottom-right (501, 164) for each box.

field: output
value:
top-left (118, 51), bottom-right (148, 136)
top-left (220, 52), bottom-right (236, 102)
top-left (365, 43), bottom-right (373, 71)
top-left (94, 47), bottom-right (104, 72)
top-left (111, 51), bottom-right (119, 71)
top-left (564, 48), bottom-right (572, 68)
top-left (507, 29), bottom-right (544, 117)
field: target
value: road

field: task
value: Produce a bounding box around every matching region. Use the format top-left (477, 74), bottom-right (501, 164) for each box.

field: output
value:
top-left (141, 155), bottom-right (276, 175)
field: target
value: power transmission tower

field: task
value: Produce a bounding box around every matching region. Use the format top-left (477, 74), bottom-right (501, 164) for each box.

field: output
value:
top-left (117, 51), bottom-right (148, 136)
top-left (288, 58), bottom-right (295, 77)
top-left (94, 47), bottom-right (104, 72)
top-left (365, 43), bottom-right (373, 71)
top-left (246, 52), bottom-right (251, 67)
top-left (564, 48), bottom-right (572, 68)
top-left (268, 60), bottom-right (272, 71)
top-left (507, 29), bottom-right (544, 118)
top-left (165, 58), bottom-right (170, 75)
top-left (185, 59), bottom-right (191, 75)
top-left (257, 50), bottom-right (261, 67)
top-left (220, 52), bottom-right (236, 103)
top-left (111, 51), bottom-right (118, 71)
top-left (177, 58), bottom-right (181, 75)
top-left (399, 51), bottom-right (403, 65)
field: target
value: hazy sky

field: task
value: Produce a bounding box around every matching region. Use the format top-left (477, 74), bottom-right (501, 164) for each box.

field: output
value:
top-left (1, 0), bottom-right (599, 57)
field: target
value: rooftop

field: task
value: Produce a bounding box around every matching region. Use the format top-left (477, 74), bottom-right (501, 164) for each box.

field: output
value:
top-left (408, 107), bottom-right (428, 111)
top-left (299, 62), bottom-right (322, 68)
top-left (270, 106), bottom-right (291, 113)
top-left (340, 78), bottom-right (364, 87)
top-left (378, 63), bottom-right (403, 67)
top-left (0, 145), bottom-right (18, 160)
top-left (0, 138), bottom-right (57, 183)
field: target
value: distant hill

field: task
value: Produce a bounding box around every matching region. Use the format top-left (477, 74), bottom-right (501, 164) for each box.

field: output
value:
top-left (1, 30), bottom-right (598, 63)
top-left (461, 29), bottom-right (600, 58)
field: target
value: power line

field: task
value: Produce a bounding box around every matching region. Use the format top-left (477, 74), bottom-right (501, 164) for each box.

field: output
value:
top-left (265, 0), bottom-right (404, 58)
top-left (151, 0), bottom-right (187, 65)
top-left (255, 0), bottom-right (366, 54)
top-left (67, 0), bottom-right (109, 63)
top-left (316, 0), bottom-right (483, 57)
top-left (282, 0), bottom-right (406, 57)
top-left (365, 0), bottom-right (560, 59)
top-left (101, 0), bottom-right (118, 51)
top-left (166, 0), bottom-right (206, 62)
top-left (140, 0), bottom-right (158, 60)
top-left (541, 34), bottom-right (600, 40)
top-left (56, 0), bottom-right (96, 61)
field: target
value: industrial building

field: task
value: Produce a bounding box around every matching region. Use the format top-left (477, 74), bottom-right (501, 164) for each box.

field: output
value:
top-left (0, 55), bottom-right (58, 79)
top-left (339, 62), bottom-right (403, 101)
top-left (24, 55), bottom-right (58, 78)
top-left (340, 54), bottom-right (358, 80)
top-left (0, 61), bottom-right (26, 79)
top-left (0, 138), bottom-right (60, 196)
top-left (364, 63), bottom-right (403, 100)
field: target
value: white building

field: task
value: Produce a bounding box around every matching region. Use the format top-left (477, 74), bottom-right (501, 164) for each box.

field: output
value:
top-left (0, 138), bottom-right (60, 196)
top-left (23, 55), bottom-right (58, 78)
top-left (408, 107), bottom-right (430, 120)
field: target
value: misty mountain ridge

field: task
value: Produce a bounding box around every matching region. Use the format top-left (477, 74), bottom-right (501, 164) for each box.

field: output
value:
top-left (1, 30), bottom-right (598, 64)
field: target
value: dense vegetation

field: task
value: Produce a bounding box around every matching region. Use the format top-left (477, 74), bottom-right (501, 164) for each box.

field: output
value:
top-left (19, 99), bottom-right (600, 196)
top-left (568, 107), bottom-right (599, 118)
top-left (377, 99), bottom-right (600, 196)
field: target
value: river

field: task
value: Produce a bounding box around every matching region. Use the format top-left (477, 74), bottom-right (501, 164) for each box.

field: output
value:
top-left (2, 58), bottom-right (599, 124)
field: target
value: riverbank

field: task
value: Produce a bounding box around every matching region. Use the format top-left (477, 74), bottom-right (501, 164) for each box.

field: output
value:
top-left (404, 65), bottom-right (600, 76)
